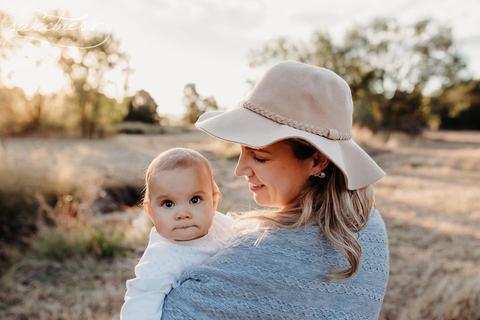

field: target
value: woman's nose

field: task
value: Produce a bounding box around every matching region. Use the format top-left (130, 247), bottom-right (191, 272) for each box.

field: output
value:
top-left (175, 210), bottom-right (192, 220)
top-left (234, 149), bottom-right (253, 177)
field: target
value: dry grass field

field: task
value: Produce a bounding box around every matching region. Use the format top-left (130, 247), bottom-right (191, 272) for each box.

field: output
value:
top-left (0, 129), bottom-right (479, 320)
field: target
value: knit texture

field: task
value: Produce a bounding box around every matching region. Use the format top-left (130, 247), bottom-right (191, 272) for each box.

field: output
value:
top-left (161, 209), bottom-right (389, 320)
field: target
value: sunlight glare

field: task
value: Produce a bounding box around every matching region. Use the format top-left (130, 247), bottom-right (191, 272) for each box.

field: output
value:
top-left (1, 40), bottom-right (66, 96)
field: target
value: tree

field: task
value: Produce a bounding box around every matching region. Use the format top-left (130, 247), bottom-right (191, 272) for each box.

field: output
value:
top-left (432, 79), bottom-right (480, 130)
top-left (82, 90), bottom-right (126, 137)
top-left (248, 18), bottom-right (468, 133)
top-left (0, 11), bottom-right (26, 120)
top-left (28, 11), bottom-right (131, 138)
top-left (0, 87), bottom-right (28, 136)
top-left (123, 90), bottom-right (159, 123)
top-left (182, 83), bottom-right (218, 124)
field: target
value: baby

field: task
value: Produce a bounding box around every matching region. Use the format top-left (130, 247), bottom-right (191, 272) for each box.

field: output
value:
top-left (120, 148), bottom-right (234, 320)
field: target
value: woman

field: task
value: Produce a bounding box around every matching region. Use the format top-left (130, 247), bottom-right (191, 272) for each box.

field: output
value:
top-left (161, 61), bottom-right (389, 319)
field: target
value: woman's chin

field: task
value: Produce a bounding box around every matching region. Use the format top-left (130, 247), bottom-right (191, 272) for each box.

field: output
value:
top-left (252, 195), bottom-right (271, 207)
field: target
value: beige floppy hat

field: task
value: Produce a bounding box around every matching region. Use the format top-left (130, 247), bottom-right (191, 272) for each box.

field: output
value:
top-left (195, 61), bottom-right (386, 190)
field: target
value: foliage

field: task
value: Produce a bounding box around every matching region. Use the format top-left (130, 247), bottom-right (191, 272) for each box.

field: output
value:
top-left (0, 87), bottom-right (30, 136)
top-left (0, 10), bottom-right (131, 138)
top-left (39, 14), bottom-right (130, 138)
top-left (69, 90), bottom-right (127, 138)
top-left (431, 79), bottom-right (480, 130)
top-left (0, 189), bottom-right (39, 244)
top-left (0, 174), bottom-right (127, 267)
top-left (123, 90), bottom-right (160, 124)
top-left (182, 83), bottom-right (219, 124)
top-left (249, 18), bottom-right (470, 133)
top-left (0, 86), bottom-right (125, 137)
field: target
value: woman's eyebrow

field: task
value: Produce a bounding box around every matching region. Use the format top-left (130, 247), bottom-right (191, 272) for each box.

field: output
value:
top-left (246, 147), bottom-right (271, 154)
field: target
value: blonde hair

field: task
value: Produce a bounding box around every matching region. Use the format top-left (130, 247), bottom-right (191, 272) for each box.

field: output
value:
top-left (143, 148), bottom-right (219, 204)
top-left (234, 138), bottom-right (375, 280)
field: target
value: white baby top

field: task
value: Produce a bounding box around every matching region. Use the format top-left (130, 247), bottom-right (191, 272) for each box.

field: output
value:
top-left (120, 212), bottom-right (234, 320)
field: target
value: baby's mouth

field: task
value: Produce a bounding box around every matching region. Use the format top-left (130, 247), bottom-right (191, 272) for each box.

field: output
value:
top-left (175, 225), bottom-right (196, 230)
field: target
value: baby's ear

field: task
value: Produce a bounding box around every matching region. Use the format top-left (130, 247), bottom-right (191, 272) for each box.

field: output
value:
top-left (144, 202), bottom-right (154, 222)
top-left (212, 180), bottom-right (221, 211)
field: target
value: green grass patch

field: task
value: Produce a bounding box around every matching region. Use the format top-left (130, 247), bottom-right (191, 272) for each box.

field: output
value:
top-left (31, 226), bottom-right (127, 262)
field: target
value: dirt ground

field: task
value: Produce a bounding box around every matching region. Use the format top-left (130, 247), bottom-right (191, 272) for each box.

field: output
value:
top-left (0, 129), bottom-right (479, 319)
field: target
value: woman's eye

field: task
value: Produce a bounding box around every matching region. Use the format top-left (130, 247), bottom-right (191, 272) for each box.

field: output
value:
top-left (253, 156), bottom-right (267, 163)
top-left (162, 200), bottom-right (174, 208)
top-left (190, 196), bottom-right (202, 204)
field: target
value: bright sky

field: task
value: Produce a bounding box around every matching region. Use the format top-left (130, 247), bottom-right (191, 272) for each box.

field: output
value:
top-left (1, 0), bottom-right (480, 116)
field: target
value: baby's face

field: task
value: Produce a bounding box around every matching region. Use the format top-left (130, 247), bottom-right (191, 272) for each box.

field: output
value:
top-left (145, 165), bottom-right (216, 241)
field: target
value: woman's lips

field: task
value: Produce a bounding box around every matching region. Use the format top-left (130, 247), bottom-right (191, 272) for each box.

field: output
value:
top-left (249, 183), bottom-right (265, 192)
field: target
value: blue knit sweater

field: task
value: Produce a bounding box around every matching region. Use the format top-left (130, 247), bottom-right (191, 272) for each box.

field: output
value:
top-left (161, 209), bottom-right (389, 319)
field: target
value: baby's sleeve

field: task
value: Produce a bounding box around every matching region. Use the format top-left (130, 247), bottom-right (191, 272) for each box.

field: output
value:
top-left (120, 232), bottom-right (181, 320)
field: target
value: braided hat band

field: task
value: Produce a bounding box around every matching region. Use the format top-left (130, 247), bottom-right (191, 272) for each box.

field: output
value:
top-left (241, 101), bottom-right (352, 141)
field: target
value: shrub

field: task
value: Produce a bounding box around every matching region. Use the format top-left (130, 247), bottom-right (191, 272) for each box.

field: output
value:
top-left (0, 189), bottom-right (39, 244)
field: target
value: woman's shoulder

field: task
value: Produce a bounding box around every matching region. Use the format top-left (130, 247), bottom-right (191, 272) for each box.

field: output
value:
top-left (358, 207), bottom-right (388, 244)
top-left (229, 207), bottom-right (387, 244)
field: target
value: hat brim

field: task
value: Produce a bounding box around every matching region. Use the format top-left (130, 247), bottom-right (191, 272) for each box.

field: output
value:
top-left (195, 108), bottom-right (385, 190)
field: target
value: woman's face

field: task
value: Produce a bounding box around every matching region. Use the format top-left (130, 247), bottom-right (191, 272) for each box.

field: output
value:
top-left (235, 141), bottom-right (325, 210)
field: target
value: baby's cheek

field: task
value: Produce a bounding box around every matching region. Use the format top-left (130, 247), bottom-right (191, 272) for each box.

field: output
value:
top-left (199, 208), bottom-right (214, 227)
top-left (155, 217), bottom-right (172, 233)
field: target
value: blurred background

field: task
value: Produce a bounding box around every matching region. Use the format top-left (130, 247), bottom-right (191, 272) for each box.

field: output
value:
top-left (0, 1), bottom-right (479, 319)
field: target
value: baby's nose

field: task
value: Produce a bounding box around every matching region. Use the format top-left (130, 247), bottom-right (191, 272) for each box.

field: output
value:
top-left (175, 211), bottom-right (192, 220)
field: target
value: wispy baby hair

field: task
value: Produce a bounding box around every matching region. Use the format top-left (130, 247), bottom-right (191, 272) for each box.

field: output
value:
top-left (143, 148), bottom-right (214, 204)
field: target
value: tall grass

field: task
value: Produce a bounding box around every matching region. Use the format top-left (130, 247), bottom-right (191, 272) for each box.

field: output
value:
top-left (405, 273), bottom-right (480, 320)
top-left (0, 148), bottom-right (133, 270)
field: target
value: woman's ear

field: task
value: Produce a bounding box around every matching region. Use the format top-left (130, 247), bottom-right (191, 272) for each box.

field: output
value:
top-left (311, 152), bottom-right (330, 175)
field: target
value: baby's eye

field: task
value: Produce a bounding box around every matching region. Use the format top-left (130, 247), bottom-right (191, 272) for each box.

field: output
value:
top-left (190, 196), bottom-right (202, 204)
top-left (161, 200), bottom-right (175, 208)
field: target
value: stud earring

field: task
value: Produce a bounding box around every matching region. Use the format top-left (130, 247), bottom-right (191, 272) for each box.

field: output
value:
top-left (314, 171), bottom-right (326, 179)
